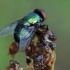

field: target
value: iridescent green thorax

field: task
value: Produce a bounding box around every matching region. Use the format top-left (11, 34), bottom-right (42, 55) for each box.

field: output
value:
top-left (22, 13), bottom-right (42, 26)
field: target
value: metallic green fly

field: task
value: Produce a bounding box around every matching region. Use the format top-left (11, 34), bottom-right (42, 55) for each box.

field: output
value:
top-left (0, 9), bottom-right (47, 52)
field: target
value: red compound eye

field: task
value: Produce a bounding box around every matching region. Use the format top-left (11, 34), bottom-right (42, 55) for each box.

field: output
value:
top-left (40, 9), bottom-right (47, 20)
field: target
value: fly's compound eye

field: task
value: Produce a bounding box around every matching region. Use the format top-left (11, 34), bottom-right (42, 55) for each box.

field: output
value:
top-left (34, 9), bottom-right (47, 22)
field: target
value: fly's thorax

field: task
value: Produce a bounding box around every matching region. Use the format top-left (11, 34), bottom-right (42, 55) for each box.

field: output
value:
top-left (22, 13), bottom-right (43, 26)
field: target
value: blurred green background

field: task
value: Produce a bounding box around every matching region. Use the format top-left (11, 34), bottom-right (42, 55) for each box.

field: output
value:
top-left (0, 0), bottom-right (70, 70)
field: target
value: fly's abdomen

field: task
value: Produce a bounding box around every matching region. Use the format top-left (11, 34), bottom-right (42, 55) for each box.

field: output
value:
top-left (19, 28), bottom-right (30, 39)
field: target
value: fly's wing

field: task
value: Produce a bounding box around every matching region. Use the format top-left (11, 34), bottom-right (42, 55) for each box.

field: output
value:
top-left (18, 26), bottom-right (38, 52)
top-left (0, 20), bottom-right (22, 38)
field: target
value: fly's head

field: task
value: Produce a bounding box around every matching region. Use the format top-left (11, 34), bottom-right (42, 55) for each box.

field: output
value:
top-left (34, 8), bottom-right (47, 22)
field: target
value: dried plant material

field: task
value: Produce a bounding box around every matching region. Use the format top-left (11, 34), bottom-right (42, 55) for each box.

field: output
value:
top-left (8, 42), bottom-right (19, 58)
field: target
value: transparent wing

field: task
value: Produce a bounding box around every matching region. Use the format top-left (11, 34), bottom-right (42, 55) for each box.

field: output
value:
top-left (0, 20), bottom-right (21, 38)
top-left (18, 26), bottom-right (37, 52)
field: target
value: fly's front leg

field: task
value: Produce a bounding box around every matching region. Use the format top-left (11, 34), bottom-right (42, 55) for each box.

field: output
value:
top-left (40, 24), bottom-right (49, 30)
